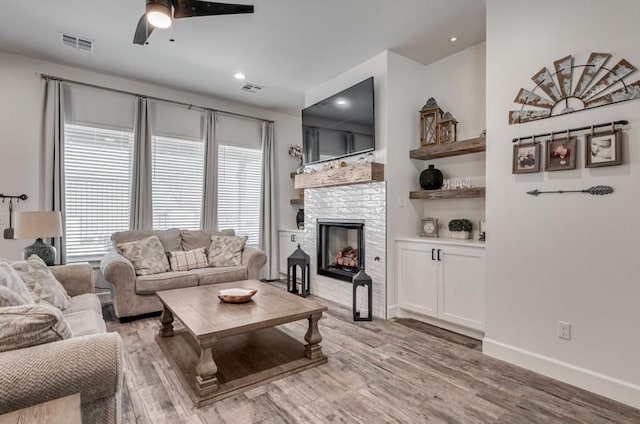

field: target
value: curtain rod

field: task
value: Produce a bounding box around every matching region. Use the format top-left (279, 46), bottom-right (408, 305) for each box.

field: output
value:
top-left (39, 73), bottom-right (275, 124)
top-left (512, 120), bottom-right (628, 143)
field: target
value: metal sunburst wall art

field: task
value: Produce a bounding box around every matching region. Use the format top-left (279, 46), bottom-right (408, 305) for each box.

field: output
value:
top-left (510, 52), bottom-right (640, 124)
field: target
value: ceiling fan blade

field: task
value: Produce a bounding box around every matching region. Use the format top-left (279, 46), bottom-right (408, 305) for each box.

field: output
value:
top-left (133, 14), bottom-right (154, 45)
top-left (172, 1), bottom-right (254, 19)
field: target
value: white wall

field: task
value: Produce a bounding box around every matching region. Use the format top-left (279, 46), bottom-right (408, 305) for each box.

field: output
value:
top-left (386, 45), bottom-right (486, 316)
top-left (485, 0), bottom-right (640, 408)
top-left (0, 50), bottom-right (301, 259)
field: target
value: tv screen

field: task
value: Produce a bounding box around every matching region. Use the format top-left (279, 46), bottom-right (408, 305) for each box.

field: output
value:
top-left (302, 77), bottom-right (375, 165)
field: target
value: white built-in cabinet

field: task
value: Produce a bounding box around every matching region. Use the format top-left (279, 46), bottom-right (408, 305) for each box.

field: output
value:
top-left (396, 239), bottom-right (485, 331)
top-left (278, 230), bottom-right (305, 275)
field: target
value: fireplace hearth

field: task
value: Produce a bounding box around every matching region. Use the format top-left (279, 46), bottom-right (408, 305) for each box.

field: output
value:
top-left (317, 220), bottom-right (364, 282)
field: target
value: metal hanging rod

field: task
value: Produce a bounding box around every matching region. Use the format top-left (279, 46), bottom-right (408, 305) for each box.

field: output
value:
top-left (39, 74), bottom-right (275, 124)
top-left (0, 194), bottom-right (28, 201)
top-left (512, 120), bottom-right (628, 143)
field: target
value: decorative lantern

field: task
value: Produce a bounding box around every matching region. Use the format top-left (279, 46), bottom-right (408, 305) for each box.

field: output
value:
top-left (419, 97), bottom-right (443, 146)
top-left (352, 269), bottom-right (373, 321)
top-left (437, 111), bottom-right (458, 144)
top-left (287, 244), bottom-right (310, 297)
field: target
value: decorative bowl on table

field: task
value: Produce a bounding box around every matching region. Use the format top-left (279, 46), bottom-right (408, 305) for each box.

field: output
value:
top-left (218, 288), bottom-right (257, 304)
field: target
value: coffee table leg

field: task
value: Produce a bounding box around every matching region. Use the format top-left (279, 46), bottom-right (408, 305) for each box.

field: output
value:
top-left (195, 346), bottom-right (218, 395)
top-left (304, 312), bottom-right (324, 360)
top-left (159, 305), bottom-right (174, 337)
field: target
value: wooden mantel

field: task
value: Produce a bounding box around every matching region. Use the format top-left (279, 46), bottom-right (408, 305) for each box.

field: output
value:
top-left (294, 163), bottom-right (384, 189)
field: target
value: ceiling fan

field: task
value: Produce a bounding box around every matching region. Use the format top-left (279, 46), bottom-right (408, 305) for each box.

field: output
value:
top-left (133, 0), bottom-right (254, 45)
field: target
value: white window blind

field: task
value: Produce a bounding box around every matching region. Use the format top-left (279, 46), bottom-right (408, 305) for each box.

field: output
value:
top-left (217, 144), bottom-right (262, 247)
top-left (152, 135), bottom-right (204, 230)
top-left (64, 124), bottom-right (133, 262)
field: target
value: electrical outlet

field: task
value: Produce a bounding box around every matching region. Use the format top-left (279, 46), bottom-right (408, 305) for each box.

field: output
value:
top-left (398, 195), bottom-right (407, 207)
top-left (558, 321), bottom-right (571, 340)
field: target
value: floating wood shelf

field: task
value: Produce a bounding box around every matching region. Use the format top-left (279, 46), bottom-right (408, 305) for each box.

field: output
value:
top-left (410, 187), bottom-right (486, 200)
top-left (294, 163), bottom-right (384, 189)
top-left (410, 137), bottom-right (486, 160)
top-left (290, 198), bottom-right (304, 205)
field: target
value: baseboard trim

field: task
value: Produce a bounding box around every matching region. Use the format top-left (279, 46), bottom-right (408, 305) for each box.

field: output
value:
top-left (483, 338), bottom-right (640, 409)
top-left (397, 308), bottom-right (484, 340)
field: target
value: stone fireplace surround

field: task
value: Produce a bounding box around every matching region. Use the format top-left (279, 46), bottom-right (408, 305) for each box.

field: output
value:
top-left (303, 182), bottom-right (386, 318)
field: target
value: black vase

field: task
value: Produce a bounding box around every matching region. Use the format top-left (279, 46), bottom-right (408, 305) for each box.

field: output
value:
top-left (296, 209), bottom-right (304, 229)
top-left (419, 165), bottom-right (444, 190)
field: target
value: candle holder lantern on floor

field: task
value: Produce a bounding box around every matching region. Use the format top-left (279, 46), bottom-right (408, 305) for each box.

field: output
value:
top-left (287, 244), bottom-right (310, 297)
top-left (352, 269), bottom-right (373, 321)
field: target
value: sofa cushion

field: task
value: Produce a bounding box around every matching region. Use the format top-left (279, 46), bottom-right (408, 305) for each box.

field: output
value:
top-left (112, 228), bottom-right (182, 252)
top-left (63, 293), bottom-right (102, 316)
top-left (135, 271), bottom-right (198, 294)
top-left (117, 236), bottom-right (170, 276)
top-left (181, 229), bottom-right (235, 251)
top-left (63, 309), bottom-right (106, 337)
top-left (0, 262), bottom-right (34, 305)
top-left (207, 235), bottom-right (248, 267)
top-left (167, 247), bottom-right (208, 271)
top-left (191, 266), bottom-right (248, 286)
top-left (10, 255), bottom-right (70, 310)
top-left (0, 304), bottom-right (73, 353)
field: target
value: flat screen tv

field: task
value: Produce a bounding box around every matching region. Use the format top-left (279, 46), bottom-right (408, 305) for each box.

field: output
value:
top-left (302, 77), bottom-right (375, 165)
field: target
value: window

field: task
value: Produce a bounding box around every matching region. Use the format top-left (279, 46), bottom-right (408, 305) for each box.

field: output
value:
top-left (152, 135), bottom-right (204, 230)
top-left (217, 144), bottom-right (262, 247)
top-left (64, 124), bottom-right (133, 262)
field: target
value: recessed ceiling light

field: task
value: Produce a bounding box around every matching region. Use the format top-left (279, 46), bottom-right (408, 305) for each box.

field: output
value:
top-left (450, 36), bottom-right (458, 42)
top-left (234, 72), bottom-right (246, 80)
top-left (336, 100), bottom-right (348, 105)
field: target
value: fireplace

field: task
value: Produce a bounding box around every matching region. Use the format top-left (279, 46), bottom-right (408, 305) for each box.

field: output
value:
top-left (317, 220), bottom-right (364, 282)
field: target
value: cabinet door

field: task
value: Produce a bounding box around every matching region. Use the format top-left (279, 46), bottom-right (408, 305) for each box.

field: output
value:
top-left (396, 242), bottom-right (438, 318)
top-left (437, 245), bottom-right (485, 330)
top-left (278, 233), bottom-right (291, 274)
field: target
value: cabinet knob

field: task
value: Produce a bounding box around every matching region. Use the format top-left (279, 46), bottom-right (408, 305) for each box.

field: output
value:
top-left (437, 249), bottom-right (442, 261)
top-left (431, 248), bottom-right (435, 261)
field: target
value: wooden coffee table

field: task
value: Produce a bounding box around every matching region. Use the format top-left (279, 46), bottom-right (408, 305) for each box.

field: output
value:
top-left (155, 280), bottom-right (328, 407)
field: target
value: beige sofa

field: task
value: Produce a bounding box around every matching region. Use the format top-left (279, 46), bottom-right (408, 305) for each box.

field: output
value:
top-left (0, 263), bottom-right (123, 424)
top-left (101, 228), bottom-right (267, 319)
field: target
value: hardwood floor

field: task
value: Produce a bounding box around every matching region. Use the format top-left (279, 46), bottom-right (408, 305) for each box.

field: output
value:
top-left (106, 290), bottom-right (640, 424)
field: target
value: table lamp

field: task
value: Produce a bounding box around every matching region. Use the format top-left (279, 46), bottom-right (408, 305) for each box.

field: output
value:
top-left (15, 211), bottom-right (63, 265)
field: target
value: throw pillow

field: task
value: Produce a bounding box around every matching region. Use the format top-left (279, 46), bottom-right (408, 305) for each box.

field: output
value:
top-left (117, 235), bottom-right (170, 276)
top-left (0, 303), bottom-right (73, 353)
top-left (167, 247), bottom-right (208, 272)
top-left (10, 256), bottom-right (69, 310)
top-left (0, 286), bottom-right (30, 308)
top-left (208, 235), bottom-right (248, 267)
top-left (0, 261), bottom-right (35, 304)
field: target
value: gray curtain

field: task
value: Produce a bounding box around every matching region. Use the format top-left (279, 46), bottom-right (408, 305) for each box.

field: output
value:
top-left (130, 97), bottom-right (153, 230)
top-left (201, 110), bottom-right (218, 231)
top-left (259, 122), bottom-right (278, 280)
top-left (41, 79), bottom-right (66, 264)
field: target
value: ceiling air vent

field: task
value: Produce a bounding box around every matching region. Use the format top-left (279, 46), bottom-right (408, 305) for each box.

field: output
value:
top-left (60, 33), bottom-right (94, 52)
top-left (241, 83), bottom-right (264, 93)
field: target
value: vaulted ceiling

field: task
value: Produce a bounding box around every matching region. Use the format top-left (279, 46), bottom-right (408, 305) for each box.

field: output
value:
top-left (0, 0), bottom-right (486, 114)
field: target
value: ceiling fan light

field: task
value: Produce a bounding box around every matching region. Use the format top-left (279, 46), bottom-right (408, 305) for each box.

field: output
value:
top-left (147, 3), bottom-right (172, 29)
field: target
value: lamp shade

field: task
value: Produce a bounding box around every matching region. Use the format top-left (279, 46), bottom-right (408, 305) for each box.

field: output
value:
top-left (14, 211), bottom-right (63, 239)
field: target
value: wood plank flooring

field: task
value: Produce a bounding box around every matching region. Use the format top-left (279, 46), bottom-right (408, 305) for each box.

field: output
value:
top-left (106, 288), bottom-right (640, 424)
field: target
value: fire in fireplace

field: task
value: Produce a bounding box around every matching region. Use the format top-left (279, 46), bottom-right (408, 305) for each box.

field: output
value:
top-left (317, 220), bottom-right (364, 282)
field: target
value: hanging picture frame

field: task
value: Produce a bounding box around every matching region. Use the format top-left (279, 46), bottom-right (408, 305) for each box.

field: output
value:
top-left (546, 137), bottom-right (577, 171)
top-left (585, 129), bottom-right (622, 168)
top-left (512, 142), bottom-right (541, 174)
